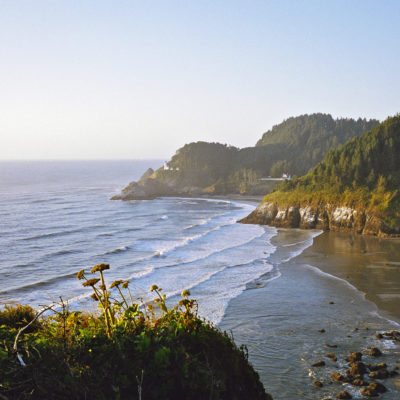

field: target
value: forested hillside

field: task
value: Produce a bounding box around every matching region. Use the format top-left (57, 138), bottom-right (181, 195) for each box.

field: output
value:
top-left (152, 114), bottom-right (378, 193)
top-left (114, 114), bottom-right (379, 198)
top-left (249, 115), bottom-right (400, 232)
top-left (256, 113), bottom-right (378, 176)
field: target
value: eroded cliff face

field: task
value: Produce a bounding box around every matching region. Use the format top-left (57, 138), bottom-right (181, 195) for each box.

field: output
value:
top-left (240, 202), bottom-right (399, 237)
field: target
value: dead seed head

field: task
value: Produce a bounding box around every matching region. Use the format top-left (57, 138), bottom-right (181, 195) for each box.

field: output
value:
top-left (83, 278), bottom-right (100, 287)
top-left (121, 281), bottom-right (129, 289)
top-left (179, 299), bottom-right (190, 307)
top-left (150, 284), bottom-right (158, 292)
top-left (91, 293), bottom-right (99, 301)
top-left (91, 263), bottom-right (110, 273)
top-left (110, 280), bottom-right (124, 289)
top-left (77, 270), bottom-right (85, 280)
top-left (181, 289), bottom-right (191, 297)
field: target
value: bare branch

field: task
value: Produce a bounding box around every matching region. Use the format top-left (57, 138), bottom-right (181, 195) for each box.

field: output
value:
top-left (13, 304), bottom-right (56, 367)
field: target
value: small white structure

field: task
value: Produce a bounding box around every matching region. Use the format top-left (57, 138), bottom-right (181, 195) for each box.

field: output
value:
top-left (164, 161), bottom-right (180, 171)
top-left (260, 173), bottom-right (291, 182)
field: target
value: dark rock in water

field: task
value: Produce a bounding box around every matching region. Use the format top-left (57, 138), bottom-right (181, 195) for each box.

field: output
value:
top-left (326, 353), bottom-right (337, 361)
top-left (360, 382), bottom-right (387, 397)
top-left (349, 361), bottom-right (367, 376)
top-left (329, 301), bottom-right (335, 304)
top-left (375, 333), bottom-right (383, 339)
top-left (367, 362), bottom-right (387, 371)
top-left (384, 330), bottom-right (399, 336)
top-left (311, 360), bottom-right (326, 367)
top-left (360, 387), bottom-right (378, 397)
top-left (345, 352), bottom-right (362, 362)
top-left (326, 343), bottom-right (338, 348)
top-left (313, 380), bottom-right (323, 387)
top-left (331, 372), bottom-right (346, 382)
top-left (336, 391), bottom-right (352, 399)
top-left (351, 378), bottom-right (367, 386)
top-left (368, 382), bottom-right (387, 393)
top-left (369, 369), bottom-right (389, 379)
top-left (369, 347), bottom-right (382, 357)
top-left (318, 328), bottom-right (326, 333)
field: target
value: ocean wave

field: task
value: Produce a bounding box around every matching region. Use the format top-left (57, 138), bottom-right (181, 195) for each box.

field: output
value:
top-left (182, 259), bottom-right (276, 325)
top-left (303, 264), bottom-right (368, 299)
top-left (103, 245), bottom-right (131, 255)
top-left (20, 228), bottom-right (84, 241)
top-left (30, 197), bottom-right (61, 204)
top-left (131, 228), bottom-right (275, 279)
top-left (246, 266), bottom-right (282, 290)
top-left (149, 222), bottom-right (241, 259)
top-left (281, 230), bottom-right (322, 262)
top-left (0, 271), bottom-right (79, 296)
top-left (47, 249), bottom-right (82, 257)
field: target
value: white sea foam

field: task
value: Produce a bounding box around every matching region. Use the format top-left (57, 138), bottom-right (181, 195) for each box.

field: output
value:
top-left (281, 230), bottom-right (322, 262)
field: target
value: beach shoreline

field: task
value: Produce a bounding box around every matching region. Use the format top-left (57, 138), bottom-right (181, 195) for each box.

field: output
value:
top-left (219, 227), bottom-right (400, 399)
top-left (293, 230), bottom-right (400, 324)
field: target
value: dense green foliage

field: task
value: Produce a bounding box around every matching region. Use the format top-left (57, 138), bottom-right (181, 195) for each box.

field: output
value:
top-left (256, 113), bottom-right (378, 176)
top-left (264, 115), bottom-right (400, 227)
top-left (0, 265), bottom-right (271, 400)
top-left (150, 114), bottom-right (378, 194)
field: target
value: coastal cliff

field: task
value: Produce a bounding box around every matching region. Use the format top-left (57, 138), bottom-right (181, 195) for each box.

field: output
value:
top-left (240, 202), bottom-right (398, 237)
top-left (241, 115), bottom-right (400, 237)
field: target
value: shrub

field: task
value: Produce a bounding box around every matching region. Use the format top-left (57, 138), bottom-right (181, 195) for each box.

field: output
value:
top-left (0, 265), bottom-right (272, 400)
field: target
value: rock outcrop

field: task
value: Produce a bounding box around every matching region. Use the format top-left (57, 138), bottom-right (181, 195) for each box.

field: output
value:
top-left (240, 202), bottom-right (399, 237)
top-left (111, 178), bottom-right (206, 200)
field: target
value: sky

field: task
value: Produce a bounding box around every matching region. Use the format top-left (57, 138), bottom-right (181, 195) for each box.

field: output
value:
top-left (0, 0), bottom-right (399, 160)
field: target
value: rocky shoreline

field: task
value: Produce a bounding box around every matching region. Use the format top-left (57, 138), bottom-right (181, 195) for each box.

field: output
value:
top-left (308, 329), bottom-right (400, 399)
top-left (110, 167), bottom-right (278, 201)
top-left (110, 178), bottom-right (264, 202)
top-left (240, 202), bottom-right (400, 237)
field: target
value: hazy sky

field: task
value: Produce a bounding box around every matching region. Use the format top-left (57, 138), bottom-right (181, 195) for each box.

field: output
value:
top-left (1, 1), bottom-right (399, 160)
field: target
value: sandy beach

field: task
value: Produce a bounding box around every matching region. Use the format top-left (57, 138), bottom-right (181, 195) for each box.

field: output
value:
top-left (296, 230), bottom-right (400, 323)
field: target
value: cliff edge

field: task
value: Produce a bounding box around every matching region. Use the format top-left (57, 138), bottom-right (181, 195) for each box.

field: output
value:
top-left (241, 202), bottom-right (398, 237)
top-left (241, 115), bottom-right (400, 237)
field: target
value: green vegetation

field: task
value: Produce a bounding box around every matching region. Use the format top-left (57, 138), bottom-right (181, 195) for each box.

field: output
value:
top-left (256, 113), bottom-right (378, 176)
top-left (263, 115), bottom-right (400, 228)
top-left (148, 114), bottom-right (378, 195)
top-left (0, 264), bottom-right (271, 400)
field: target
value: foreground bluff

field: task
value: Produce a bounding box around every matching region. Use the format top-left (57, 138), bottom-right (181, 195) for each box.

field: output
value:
top-left (241, 115), bottom-right (400, 237)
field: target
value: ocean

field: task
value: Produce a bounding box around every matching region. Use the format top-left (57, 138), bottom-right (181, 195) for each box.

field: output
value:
top-left (1, 160), bottom-right (399, 399)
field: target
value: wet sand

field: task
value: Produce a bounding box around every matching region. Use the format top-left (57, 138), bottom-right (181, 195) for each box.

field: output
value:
top-left (220, 228), bottom-right (400, 399)
top-left (296, 231), bottom-right (400, 323)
